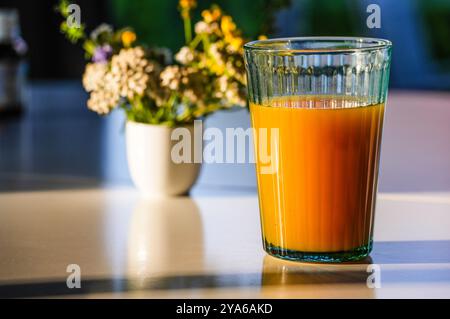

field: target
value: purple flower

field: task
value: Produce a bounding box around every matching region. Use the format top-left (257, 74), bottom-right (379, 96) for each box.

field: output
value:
top-left (92, 45), bottom-right (113, 63)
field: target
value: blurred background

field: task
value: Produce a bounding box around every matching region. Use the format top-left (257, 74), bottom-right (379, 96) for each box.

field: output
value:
top-left (0, 0), bottom-right (450, 193)
top-left (2, 0), bottom-right (450, 89)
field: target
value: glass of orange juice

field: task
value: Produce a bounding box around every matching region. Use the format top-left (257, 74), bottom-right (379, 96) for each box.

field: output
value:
top-left (244, 37), bottom-right (392, 262)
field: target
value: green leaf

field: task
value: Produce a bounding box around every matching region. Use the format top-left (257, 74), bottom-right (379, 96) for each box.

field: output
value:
top-left (83, 40), bottom-right (96, 56)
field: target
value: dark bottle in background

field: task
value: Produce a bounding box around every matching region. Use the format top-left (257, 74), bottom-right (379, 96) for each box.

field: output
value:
top-left (0, 9), bottom-right (27, 116)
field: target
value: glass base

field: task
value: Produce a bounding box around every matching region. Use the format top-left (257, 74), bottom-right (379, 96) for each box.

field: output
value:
top-left (264, 240), bottom-right (373, 263)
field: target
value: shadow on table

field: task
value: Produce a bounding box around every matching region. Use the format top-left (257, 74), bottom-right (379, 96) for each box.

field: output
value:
top-left (0, 240), bottom-right (449, 298)
top-left (371, 240), bottom-right (450, 264)
top-left (0, 173), bottom-right (103, 193)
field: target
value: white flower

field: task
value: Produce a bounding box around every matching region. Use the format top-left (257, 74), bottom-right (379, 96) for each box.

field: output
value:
top-left (209, 43), bottom-right (222, 61)
top-left (218, 75), bottom-right (228, 92)
top-left (184, 89), bottom-right (199, 103)
top-left (160, 65), bottom-right (181, 90)
top-left (194, 21), bottom-right (218, 34)
top-left (175, 46), bottom-right (195, 65)
top-left (195, 21), bottom-right (209, 34)
top-left (82, 46), bottom-right (158, 115)
top-left (82, 63), bottom-right (108, 92)
top-left (87, 88), bottom-right (120, 115)
top-left (110, 47), bottom-right (153, 100)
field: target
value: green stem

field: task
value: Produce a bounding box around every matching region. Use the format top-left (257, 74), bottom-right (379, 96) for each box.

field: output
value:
top-left (167, 92), bottom-right (178, 109)
top-left (183, 12), bottom-right (192, 44)
top-left (189, 34), bottom-right (202, 50)
top-left (201, 34), bottom-right (210, 52)
top-left (134, 96), bottom-right (144, 110)
top-left (178, 110), bottom-right (192, 123)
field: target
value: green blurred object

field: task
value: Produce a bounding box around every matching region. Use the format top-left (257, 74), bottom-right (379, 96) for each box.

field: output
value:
top-left (110, 0), bottom-right (291, 52)
top-left (111, 0), bottom-right (184, 51)
top-left (420, 0), bottom-right (450, 68)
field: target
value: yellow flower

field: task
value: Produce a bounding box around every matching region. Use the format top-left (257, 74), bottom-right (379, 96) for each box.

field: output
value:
top-left (258, 35), bottom-right (268, 40)
top-left (179, 0), bottom-right (197, 10)
top-left (221, 16), bottom-right (236, 35)
top-left (202, 7), bottom-right (221, 23)
top-left (201, 53), bottom-right (225, 76)
top-left (121, 30), bottom-right (136, 47)
top-left (210, 62), bottom-right (225, 76)
top-left (228, 37), bottom-right (243, 51)
top-left (223, 33), bottom-right (243, 52)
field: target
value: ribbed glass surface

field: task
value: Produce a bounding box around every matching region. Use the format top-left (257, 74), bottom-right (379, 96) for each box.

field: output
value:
top-left (244, 37), bottom-right (392, 262)
top-left (245, 37), bottom-right (392, 107)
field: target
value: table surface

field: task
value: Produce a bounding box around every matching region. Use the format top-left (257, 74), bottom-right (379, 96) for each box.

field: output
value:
top-left (0, 84), bottom-right (450, 298)
top-left (0, 187), bottom-right (449, 298)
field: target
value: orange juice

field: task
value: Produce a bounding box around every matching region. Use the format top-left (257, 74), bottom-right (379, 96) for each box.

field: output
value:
top-left (250, 96), bottom-right (385, 256)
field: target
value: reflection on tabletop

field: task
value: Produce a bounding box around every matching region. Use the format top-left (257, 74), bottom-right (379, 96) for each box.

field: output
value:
top-left (261, 255), bottom-right (376, 298)
top-left (0, 188), bottom-right (449, 298)
top-left (127, 197), bottom-right (204, 279)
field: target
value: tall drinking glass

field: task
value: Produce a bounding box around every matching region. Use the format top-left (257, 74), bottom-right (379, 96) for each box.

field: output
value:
top-left (244, 37), bottom-right (392, 262)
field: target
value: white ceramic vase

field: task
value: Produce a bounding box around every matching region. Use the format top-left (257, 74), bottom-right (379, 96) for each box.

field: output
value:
top-left (125, 121), bottom-right (201, 197)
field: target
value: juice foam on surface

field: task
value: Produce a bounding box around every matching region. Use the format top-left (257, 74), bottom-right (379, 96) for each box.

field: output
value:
top-left (250, 96), bottom-right (385, 253)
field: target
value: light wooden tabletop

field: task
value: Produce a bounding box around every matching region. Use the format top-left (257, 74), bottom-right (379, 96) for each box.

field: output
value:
top-left (0, 187), bottom-right (449, 298)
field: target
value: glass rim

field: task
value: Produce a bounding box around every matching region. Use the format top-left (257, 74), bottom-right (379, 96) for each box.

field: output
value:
top-left (244, 36), bottom-right (392, 54)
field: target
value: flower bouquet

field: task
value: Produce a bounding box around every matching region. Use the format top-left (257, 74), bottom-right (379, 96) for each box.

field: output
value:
top-left (57, 0), bottom-right (250, 196)
top-left (58, 0), bottom-right (247, 125)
